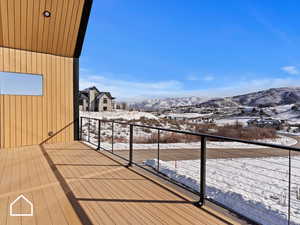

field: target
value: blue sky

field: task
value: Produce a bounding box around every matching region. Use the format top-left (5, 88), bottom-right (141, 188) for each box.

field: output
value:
top-left (79, 0), bottom-right (300, 100)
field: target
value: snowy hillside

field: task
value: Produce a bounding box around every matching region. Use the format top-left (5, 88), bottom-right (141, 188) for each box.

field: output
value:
top-left (233, 87), bottom-right (300, 106)
top-left (130, 96), bottom-right (207, 110)
top-left (200, 87), bottom-right (300, 108)
top-left (216, 104), bottom-right (300, 125)
top-left (198, 97), bottom-right (241, 108)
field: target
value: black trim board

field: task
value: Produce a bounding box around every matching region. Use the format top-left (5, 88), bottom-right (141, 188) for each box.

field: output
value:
top-left (73, 0), bottom-right (93, 139)
top-left (74, 0), bottom-right (93, 58)
top-left (73, 58), bottom-right (80, 140)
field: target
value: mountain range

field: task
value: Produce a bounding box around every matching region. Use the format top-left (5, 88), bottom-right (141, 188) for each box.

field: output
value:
top-left (129, 96), bottom-right (207, 110)
top-left (130, 87), bottom-right (300, 110)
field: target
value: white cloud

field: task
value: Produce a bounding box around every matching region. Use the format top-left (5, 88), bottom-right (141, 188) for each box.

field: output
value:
top-left (79, 68), bottom-right (300, 100)
top-left (281, 66), bottom-right (300, 75)
top-left (189, 78), bottom-right (300, 98)
top-left (202, 75), bottom-right (215, 81)
top-left (186, 74), bottom-right (199, 81)
top-left (186, 74), bottom-right (214, 81)
top-left (79, 71), bottom-right (183, 100)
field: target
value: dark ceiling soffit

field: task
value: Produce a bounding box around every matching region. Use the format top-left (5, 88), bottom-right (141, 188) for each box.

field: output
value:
top-left (74, 0), bottom-right (93, 58)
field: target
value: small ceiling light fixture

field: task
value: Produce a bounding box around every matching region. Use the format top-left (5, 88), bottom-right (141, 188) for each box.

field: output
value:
top-left (43, 10), bottom-right (51, 18)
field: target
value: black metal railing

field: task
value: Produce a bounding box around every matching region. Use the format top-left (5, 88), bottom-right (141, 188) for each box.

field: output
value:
top-left (80, 116), bottom-right (300, 225)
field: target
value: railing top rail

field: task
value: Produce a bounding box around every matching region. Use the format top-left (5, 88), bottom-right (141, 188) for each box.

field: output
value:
top-left (80, 116), bottom-right (300, 152)
top-left (81, 116), bottom-right (128, 125)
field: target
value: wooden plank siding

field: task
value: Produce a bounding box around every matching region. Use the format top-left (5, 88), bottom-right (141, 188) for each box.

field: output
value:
top-left (0, 0), bottom-right (92, 148)
top-left (0, 47), bottom-right (74, 148)
top-left (0, 0), bottom-right (85, 57)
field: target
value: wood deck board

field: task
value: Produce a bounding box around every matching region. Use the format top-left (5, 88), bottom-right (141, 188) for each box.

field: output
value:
top-left (0, 142), bottom-right (235, 225)
top-left (95, 168), bottom-right (187, 224)
top-left (62, 156), bottom-right (123, 225)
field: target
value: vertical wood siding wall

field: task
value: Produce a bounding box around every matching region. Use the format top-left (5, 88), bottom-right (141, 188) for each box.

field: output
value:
top-left (0, 47), bottom-right (74, 148)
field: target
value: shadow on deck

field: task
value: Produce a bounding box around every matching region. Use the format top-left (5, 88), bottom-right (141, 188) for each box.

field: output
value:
top-left (0, 142), bottom-right (242, 225)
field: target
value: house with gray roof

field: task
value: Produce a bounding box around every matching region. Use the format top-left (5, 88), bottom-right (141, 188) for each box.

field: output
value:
top-left (79, 86), bottom-right (115, 112)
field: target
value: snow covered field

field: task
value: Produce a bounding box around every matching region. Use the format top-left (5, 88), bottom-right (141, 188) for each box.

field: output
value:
top-left (161, 113), bottom-right (213, 119)
top-left (80, 110), bottom-right (158, 121)
top-left (215, 117), bottom-right (257, 126)
top-left (145, 157), bottom-right (300, 225)
top-left (83, 132), bottom-right (297, 150)
top-left (80, 111), bottom-right (298, 150)
top-left (271, 104), bottom-right (300, 124)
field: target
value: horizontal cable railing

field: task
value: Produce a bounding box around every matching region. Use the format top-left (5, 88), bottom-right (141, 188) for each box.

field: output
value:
top-left (80, 116), bottom-right (300, 225)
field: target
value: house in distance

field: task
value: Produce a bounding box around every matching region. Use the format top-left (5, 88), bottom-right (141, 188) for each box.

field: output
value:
top-left (79, 86), bottom-right (115, 112)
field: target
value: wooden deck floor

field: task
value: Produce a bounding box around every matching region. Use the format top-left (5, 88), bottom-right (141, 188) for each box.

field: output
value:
top-left (0, 142), bottom-right (238, 225)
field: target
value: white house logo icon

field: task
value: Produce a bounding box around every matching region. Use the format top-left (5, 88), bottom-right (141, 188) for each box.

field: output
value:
top-left (10, 195), bottom-right (33, 217)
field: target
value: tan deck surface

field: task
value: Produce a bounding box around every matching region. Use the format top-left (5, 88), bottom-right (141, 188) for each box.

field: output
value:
top-left (0, 142), bottom-right (236, 225)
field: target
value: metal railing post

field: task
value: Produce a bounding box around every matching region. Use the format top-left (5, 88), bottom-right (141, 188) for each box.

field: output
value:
top-left (128, 124), bottom-right (133, 167)
top-left (288, 149), bottom-right (291, 225)
top-left (79, 117), bottom-right (83, 140)
top-left (157, 129), bottom-right (160, 172)
top-left (199, 136), bottom-right (207, 206)
top-left (112, 121), bottom-right (114, 153)
top-left (88, 118), bottom-right (91, 143)
top-left (97, 120), bottom-right (101, 150)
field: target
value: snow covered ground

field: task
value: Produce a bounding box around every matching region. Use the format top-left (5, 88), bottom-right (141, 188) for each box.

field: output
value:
top-left (215, 116), bottom-right (259, 126)
top-left (145, 157), bottom-right (300, 225)
top-left (161, 113), bottom-right (213, 119)
top-left (279, 131), bottom-right (300, 137)
top-left (80, 110), bottom-right (298, 150)
top-left (80, 110), bottom-right (159, 121)
top-left (83, 133), bottom-right (297, 150)
top-left (271, 104), bottom-right (300, 123)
